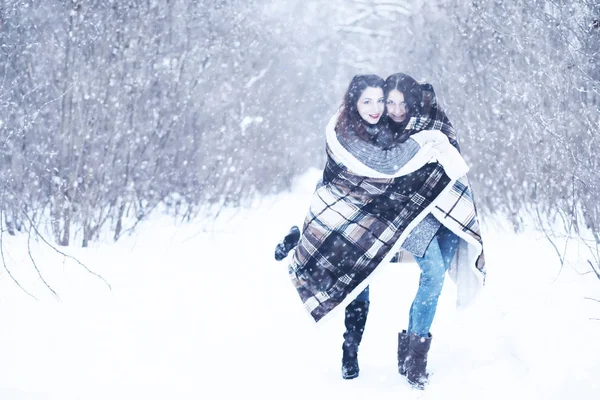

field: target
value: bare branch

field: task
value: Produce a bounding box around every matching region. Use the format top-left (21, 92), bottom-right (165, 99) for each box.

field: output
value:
top-left (588, 260), bottom-right (600, 280)
top-left (585, 297), bottom-right (600, 303)
top-left (245, 60), bottom-right (273, 90)
top-left (534, 199), bottom-right (565, 268)
top-left (27, 221), bottom-right (60, 300)
top-left (19, 209), bottom-right (112, 291)
top-left (336, 26), bottom-right (394, 38)
top-left (0, 213), bottom-right (37, 300)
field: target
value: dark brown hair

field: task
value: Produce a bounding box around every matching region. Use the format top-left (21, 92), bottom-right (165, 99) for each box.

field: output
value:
top-left (336, 74), bottom-right (386, 142)
top-left (384, 73), bottom-right (423, 117)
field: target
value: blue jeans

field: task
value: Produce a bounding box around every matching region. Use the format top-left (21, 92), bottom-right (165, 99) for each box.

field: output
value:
top-left (355, 285), bottom-right (370, 302)
top-left (348, 225), bottom-right (459, 337)
top-left (408, 225), bottom-right (459, 337)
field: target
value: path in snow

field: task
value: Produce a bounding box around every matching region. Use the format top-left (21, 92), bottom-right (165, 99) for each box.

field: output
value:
top-left (0, 170), bottom-right (598, 399)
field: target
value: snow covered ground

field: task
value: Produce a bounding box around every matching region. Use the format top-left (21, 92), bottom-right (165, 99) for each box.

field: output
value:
top-left (0, 169), bottom-right (599, 400)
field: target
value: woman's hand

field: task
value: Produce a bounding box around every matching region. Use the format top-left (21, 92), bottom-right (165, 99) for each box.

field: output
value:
top-left (410, 130), bottom-right (469, 179)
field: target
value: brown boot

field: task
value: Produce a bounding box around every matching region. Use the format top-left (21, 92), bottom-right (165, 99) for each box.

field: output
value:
top-left (405, 332), bottom-right (432, 389)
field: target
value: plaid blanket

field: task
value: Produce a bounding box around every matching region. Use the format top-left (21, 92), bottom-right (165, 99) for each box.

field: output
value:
top-left (288, 85), bottom-right (486, 323)
top-left (413, 83), bottom-right (461, 150)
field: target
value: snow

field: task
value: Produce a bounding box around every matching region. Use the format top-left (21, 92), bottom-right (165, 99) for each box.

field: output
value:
top-left (0, 169), bottom-right (599, 400)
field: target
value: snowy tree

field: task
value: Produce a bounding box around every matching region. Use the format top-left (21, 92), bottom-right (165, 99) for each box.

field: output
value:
top-left (0, 0), bottom-right (598, 263)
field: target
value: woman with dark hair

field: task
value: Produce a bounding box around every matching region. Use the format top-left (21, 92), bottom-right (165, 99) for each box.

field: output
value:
top-left (328, 74), bottom-right (432, 381)
top-left (330, 74), bottom-right (420, 172)
top-left (274, 73), bottom-right (485, 390)
top-left (385, 73), bottom-right (423, 135)
top-left (336, 74), bottom-right (386, 137)
top-left (340, 72), bottom-right (474, 389)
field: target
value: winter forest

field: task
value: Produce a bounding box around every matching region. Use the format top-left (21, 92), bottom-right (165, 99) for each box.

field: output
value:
top-left (1, 0), bottom-right (597, 247)
top-left (1, 0), bottom-right (600, 399)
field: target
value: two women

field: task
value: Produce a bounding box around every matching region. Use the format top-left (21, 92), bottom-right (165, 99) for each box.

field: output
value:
top-left (275, 73), bottom-right (485, 389)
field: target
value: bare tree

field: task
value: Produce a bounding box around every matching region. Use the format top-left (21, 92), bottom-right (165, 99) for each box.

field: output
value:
top-left (0, 0), bottom-right (598, 279)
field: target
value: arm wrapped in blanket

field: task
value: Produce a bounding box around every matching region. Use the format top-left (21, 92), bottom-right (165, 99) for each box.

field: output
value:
top-left (408, 130), bottom-right (469, 180)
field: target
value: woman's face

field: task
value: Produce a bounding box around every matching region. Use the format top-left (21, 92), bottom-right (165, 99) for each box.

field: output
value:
top-left (356, 86), bottom-right (385, 125)
top-left (386, 89), bottom-right (408, 123)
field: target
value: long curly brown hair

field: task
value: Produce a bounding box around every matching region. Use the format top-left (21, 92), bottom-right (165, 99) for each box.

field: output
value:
top-left (336, 74), bottom-right (386, 142)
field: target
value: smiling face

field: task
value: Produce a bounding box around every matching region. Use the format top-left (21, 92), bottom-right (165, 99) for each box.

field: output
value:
top-left (386, 89), bottom-right (408, 123)
top-left (356, 86), bottom-right (385, 125)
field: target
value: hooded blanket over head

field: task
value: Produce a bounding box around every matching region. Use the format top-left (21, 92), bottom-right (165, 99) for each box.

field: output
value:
top-left (287, 84), bottom-right (486, 323)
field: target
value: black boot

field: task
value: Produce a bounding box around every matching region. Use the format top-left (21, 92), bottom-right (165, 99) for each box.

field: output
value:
top-left (341, 299), bottom-right (370, 379)
top-left (405, 332), bottom-right (432, 389)
top-left (397, 330), bottom-right (410, 375)
top-left (274, 226), bottom-right (300, 261)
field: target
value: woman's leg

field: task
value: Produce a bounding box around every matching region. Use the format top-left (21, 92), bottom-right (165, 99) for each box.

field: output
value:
top-left (407, 226), bottom-right (460, 335)
top-left (404, 239), bottom-right (445, 388)
top-left (403, 226), bottom-right (460, 388)
top-left (407, 238), bottom-right (445, 337)
top-left (341, 286), bottom-right (370, 379)
top-left (436, 225), bottom-right (460, 271)
top-left (354, 285), bottom-right (370, 302)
